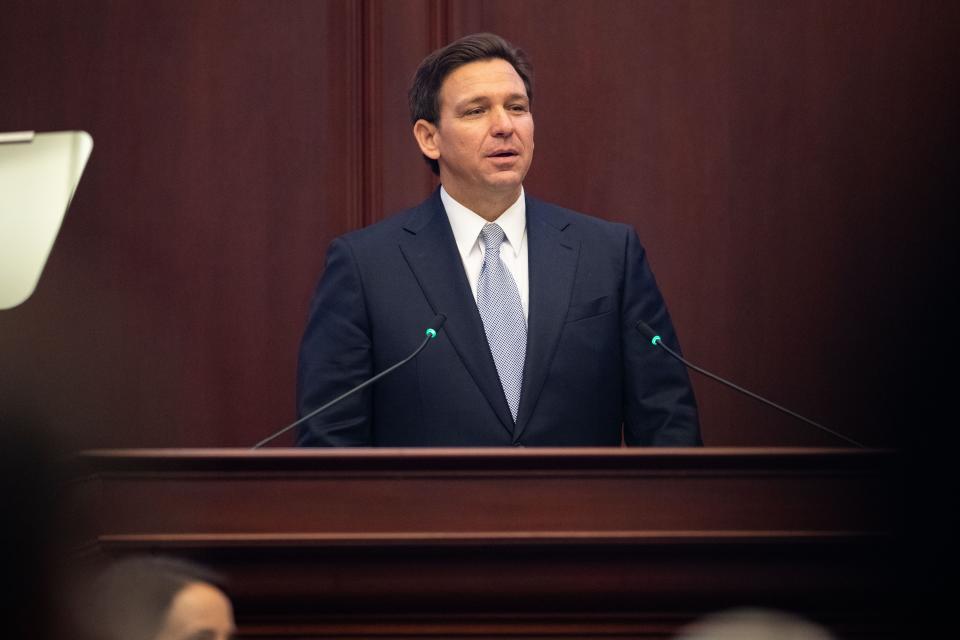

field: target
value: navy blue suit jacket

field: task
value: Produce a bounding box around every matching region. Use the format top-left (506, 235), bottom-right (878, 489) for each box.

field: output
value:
top-left (296, 189), bottom-right (700, 446)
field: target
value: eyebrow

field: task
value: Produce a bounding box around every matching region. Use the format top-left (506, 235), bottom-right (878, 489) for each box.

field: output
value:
top-left (454, 93), bottom-right (529, 111)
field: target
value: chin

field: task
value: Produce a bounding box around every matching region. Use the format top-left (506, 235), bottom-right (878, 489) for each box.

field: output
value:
top-left (485, 172), bottom-right (525, 191)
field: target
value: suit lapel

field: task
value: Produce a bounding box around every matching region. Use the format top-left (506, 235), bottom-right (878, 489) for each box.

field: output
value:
top-left (514, 198), bottom-right (579, 440)
top-left (398, 191), bottom-right (516, 436)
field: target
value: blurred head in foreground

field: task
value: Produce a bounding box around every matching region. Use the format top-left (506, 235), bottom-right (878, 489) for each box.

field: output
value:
top-left (674, 607), bottom-right (835, 640)
top-left (80, 556), bottom-right (235, 640)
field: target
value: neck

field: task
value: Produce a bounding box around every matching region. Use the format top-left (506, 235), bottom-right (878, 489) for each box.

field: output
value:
top-left (442, 184), bottom-right (521, 222)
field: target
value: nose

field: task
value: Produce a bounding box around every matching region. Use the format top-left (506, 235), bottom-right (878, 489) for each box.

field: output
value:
top-left (490, 106), bottom-right (514, 138)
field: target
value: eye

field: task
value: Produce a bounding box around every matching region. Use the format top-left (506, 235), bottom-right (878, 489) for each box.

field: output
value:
top-left (509, 103), bottom-right (529, 113)
top-left (464, 107), bottom-right (485, 116)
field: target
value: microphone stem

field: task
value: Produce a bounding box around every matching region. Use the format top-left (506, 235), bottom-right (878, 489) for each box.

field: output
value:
top-left (655, 341), bottom-right (866, 449)
top-left (252, 333), bottom-right (433, 449)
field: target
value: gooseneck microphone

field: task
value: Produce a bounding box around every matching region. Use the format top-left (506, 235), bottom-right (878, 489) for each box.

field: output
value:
top-left (636, 320), bottom-right (866, 448)
top-left (252, 314), bottom-right (447, 449)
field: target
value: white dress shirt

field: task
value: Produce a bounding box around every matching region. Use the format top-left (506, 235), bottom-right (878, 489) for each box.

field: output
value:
top-left (440, 186), bottom-right (529, 321)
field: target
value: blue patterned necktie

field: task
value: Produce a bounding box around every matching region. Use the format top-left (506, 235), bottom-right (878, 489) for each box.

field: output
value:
top-left (477, 223), bottom-right (526, 422)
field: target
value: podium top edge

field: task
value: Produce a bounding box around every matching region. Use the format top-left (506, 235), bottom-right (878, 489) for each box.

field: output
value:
top-left (77, 446), bottom-right (895, 457)
top-left (68, 447), bottom-right (899, 476)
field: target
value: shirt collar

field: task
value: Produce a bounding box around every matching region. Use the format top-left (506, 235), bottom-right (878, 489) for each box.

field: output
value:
top-left (440, 186), bottom-right (526, 259)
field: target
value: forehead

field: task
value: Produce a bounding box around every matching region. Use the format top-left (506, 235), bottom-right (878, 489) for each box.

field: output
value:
top-left (439, 58), bottom-right (527, 107)
top-left (163, 583), bottom-right (234, 633)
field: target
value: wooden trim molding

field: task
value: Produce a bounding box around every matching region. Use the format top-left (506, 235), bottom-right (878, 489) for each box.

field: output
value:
top-left (68, 448), bottom-right (903, 638)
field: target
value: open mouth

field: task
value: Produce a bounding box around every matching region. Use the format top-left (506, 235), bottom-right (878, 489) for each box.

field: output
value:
top-left (489, 150), bottom-right (518, 158)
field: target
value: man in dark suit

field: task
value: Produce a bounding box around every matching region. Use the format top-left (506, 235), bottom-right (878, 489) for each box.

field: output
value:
top-left (296, 33), bottom-right (700, 447)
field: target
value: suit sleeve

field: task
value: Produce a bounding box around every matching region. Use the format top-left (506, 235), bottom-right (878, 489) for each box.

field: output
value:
top-left (620, 228), bottom-right (702, 446)
top-left (296, 237), bottom-right (374, 446)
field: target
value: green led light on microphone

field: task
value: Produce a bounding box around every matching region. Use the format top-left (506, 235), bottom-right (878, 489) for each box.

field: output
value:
top-left (651, 335), bottom-right (661, 346)
top-left (425, 328), bottom-right (437, 339)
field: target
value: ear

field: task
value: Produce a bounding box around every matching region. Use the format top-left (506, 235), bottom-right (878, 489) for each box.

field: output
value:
top-left (413, 119), bottom-right (441, 160)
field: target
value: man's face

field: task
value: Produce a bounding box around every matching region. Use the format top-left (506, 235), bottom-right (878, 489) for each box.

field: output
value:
top-left (417, 57), bottom-right (535, 203)
top-left (154, 582), bottom-right (236, 640)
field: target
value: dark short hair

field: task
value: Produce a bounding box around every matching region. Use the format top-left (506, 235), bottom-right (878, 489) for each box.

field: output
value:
top-left (409, 32), bottom-right (534, 175)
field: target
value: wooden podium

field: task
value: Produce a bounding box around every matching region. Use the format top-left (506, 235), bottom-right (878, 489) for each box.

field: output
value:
top-left (71, 448), bottom-right (902, 638)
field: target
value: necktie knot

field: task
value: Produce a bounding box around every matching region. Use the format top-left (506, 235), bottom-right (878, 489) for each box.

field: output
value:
top-left (480, 223), bottom-right (506, 253)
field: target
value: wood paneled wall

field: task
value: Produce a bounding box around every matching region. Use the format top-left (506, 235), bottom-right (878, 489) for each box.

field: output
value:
top-left (1, 1), bottom-right (956, 449)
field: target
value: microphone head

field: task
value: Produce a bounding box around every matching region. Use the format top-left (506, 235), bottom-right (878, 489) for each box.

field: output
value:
top-left (425, 313), bottom-right (447, 338)
top-left (635, 320), bottom-right (662, 346)
top-left (635, 320), bottom-right (657, 339)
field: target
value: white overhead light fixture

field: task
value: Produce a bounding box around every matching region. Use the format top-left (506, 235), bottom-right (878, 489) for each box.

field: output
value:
top-left (0, 130), bottom-right (93, 310)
